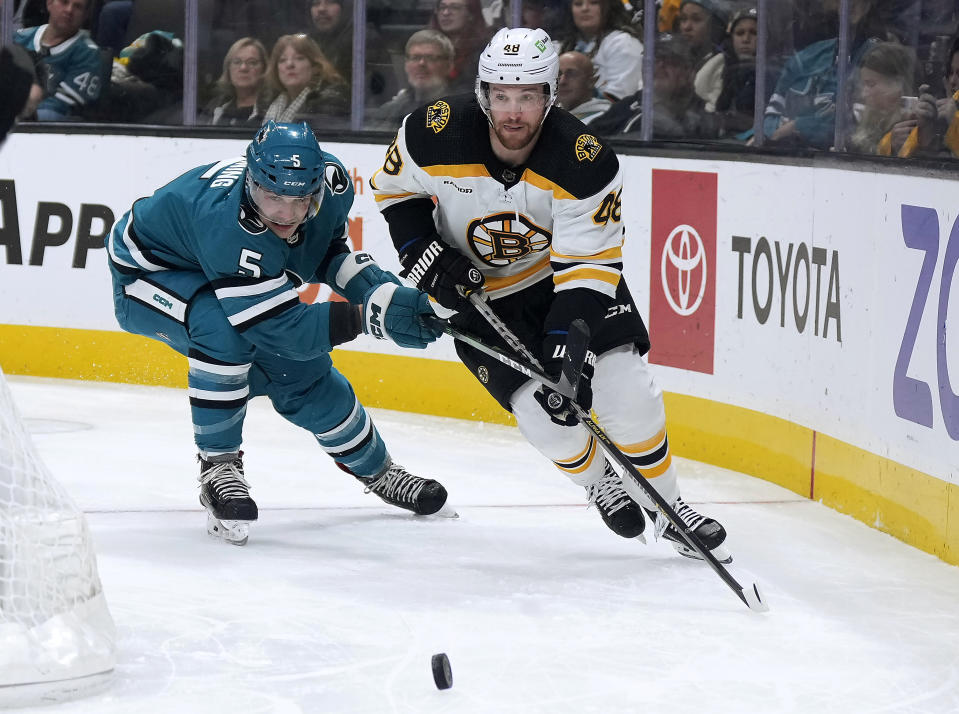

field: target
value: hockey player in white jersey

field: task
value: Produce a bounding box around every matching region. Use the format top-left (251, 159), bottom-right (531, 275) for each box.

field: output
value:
top-left (372, 27), bottom-right (731, 562)
top-left (107, 121), bottom-right (450, 545)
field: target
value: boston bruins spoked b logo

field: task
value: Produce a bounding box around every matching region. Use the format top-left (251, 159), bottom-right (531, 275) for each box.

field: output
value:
top-left (466, 212), bottom-right (551, 266)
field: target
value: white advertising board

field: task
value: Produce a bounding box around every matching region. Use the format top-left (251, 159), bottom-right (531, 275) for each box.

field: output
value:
top-left (622, 158), bottom-right (957, 487)
top-left (1, 133), bottom-right (956, 485)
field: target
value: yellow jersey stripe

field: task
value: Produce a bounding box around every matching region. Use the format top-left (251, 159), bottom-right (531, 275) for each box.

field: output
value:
top-left (617, 428), bottom-right (667, 455)
top-left (551, 245), bottom-right (623, 261)
top-left (521, 169), bottom-right (577, 200)
top-left (423, 164), bottom-right (490, 179)
top-left (373, 191), bottom-right (419, 204)
top-left (561, 437), bottom-right (594, 466)
top-left (639, 453), bottom-right (672, 479)
top-left (553, 268), bottom-right (620, 286)
top-left (557, 439), bottom-right (598, 474)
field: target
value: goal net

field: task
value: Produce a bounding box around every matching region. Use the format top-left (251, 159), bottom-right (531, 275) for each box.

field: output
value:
top-left (0, 367), bottom-right (115, 705)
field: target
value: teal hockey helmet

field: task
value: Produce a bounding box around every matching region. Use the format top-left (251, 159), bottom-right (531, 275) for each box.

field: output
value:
top-left (245, 121), bottom-right (325, 198)
top-left (245, 121), bottom-right (326, 225)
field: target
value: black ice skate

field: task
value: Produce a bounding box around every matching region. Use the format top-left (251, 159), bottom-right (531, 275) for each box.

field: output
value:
top-left (357, 462), bottom-right (456, 517)
top-left (586, 463), bottom-right (646, 540)
top-left (648, 497), bottom-right (731, 564)
top-left (198, 452), bottom-right (258, 546)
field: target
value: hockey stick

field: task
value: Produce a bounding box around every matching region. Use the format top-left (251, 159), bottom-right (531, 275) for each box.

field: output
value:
top-left (431, 304), bottom-right (769, 613)
top-left (467, 292), bottom-right (542, 367)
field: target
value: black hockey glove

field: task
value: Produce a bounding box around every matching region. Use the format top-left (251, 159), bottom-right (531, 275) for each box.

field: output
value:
top-left (533, 330), bottom-right (595, 427)
top-left (398, 235), bottom-right (485, 312)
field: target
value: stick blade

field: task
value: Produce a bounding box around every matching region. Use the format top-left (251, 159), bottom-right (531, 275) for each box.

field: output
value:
top-left (740, 582), bottom-right (770, 612)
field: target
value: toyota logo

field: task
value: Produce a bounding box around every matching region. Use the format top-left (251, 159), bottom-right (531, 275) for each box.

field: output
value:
top-left (661, 224), bottom-right (707, 316)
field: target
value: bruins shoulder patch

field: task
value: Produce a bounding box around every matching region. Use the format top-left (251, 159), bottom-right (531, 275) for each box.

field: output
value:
top-left (426, 101), bottom-right (451, 134)
top-left (574, 134), bottom-right (603, 162)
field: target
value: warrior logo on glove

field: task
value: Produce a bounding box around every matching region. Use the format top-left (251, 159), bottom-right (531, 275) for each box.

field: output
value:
top-left (399, 236), bottom-right (485, 312)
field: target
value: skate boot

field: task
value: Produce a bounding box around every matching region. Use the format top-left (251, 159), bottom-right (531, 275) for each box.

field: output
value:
top-left (357, 462), bottom-right (455, 517)
top-left (648, 497), bottom-right (731, 564)
top-left (586, 463), bottom-right (646, 540)
top-left (198, 452), bottom-right (258, 546)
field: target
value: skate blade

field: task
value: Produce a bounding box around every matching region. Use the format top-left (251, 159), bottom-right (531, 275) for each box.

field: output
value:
top-left (671, 540), bottom-right (733, 565)
top-left (424, 502), bottom-right (459, 519)
top-left (206, 514), bottom-right (251, 546)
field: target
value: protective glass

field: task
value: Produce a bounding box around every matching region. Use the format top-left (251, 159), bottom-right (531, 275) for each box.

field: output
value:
top-left (248, 180), bottom-right (323, 226)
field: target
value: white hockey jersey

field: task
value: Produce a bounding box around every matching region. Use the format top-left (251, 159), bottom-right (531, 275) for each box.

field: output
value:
top-left (371, 94), bottom-right (626, 301)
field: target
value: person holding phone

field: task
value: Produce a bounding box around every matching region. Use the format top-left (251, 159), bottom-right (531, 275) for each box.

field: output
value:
top-left (847, 41), bottom-right (919, 155)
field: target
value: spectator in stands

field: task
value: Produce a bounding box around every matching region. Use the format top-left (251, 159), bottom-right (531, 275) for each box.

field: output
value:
top-left (555, 0), bottom-right (644, 102)
top-left (679, 0), bottom-right (726, 69)
top-left (759, 0), bottom-right (889, 149)
top-left (13, 0), bottom-right (104, 121)
top-left (679, 0), bottom-right (730, 114)
top-left (307, 0), bottom-right (395, 108)
top-left (366, 29), bottom-right (453, 130)
top-left (556, 51), bottom-right (610, 124)
top-left (200, 38), bottom-right (270, 127)
top-left (428, 0), bottom-right (492, 93)
top-left (699, 6), bottom-right (774, 136)
top-left (93, 0), bottom-right (133, 57)
top-left (695, 5), bottom-right (752, 112)
top-left (590, 33), bottom-right (719, 140)
top-left (201, 1), bottom-right (306, 97)
top-left (910, 34), bottom-right (959, 158)
top-left (846, 41), bottom-right (916, 155)
top-left (1, 44), bottom-right (43, 143)
top-left (263, 34), bottom-right (350, 125)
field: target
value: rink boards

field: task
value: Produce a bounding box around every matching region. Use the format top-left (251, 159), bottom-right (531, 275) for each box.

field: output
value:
top-left (0, 132), bottom-right (956, 565)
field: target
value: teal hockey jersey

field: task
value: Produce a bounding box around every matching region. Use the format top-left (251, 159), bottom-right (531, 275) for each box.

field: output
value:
top-left (14, 25), bottom-right (102, 120)
top-left (106, 153), bottom-right (364, 360)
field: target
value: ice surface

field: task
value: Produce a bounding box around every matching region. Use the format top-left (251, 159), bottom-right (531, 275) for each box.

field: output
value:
top-left (5, 376), bottom-right (959, 713)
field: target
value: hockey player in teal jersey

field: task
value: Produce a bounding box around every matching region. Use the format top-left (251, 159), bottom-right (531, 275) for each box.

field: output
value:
top-left (14, 0), bottom-right (102, 121)
top-left (106, 121), bottom-right (449, 545)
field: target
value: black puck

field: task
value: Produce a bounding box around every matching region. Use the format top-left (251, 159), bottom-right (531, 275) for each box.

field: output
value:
top-left (431, 652), bottom-right (452, 690)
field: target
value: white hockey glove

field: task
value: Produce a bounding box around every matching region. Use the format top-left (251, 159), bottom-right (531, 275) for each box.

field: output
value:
top-left (361, 283), bottom-right (443, 349)
top-left (331, 251), bottom-right (401, 304)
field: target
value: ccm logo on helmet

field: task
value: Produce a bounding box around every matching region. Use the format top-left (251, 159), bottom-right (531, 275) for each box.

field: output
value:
top-left (284, 180), bottom-right (306, 187)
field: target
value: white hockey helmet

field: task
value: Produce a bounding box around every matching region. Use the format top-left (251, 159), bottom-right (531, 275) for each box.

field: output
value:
top-left (475, 27), bottom-right (559, 122)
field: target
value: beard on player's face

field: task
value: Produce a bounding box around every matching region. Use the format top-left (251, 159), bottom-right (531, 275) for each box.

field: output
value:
top-left (490, 111), bottom-right (543, 151)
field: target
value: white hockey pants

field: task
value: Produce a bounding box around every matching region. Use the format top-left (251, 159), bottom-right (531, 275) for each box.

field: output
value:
top-left (510, 344), bottom-right (679, 509)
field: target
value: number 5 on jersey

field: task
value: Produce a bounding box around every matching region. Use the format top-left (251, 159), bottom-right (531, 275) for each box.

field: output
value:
top-left (239, 248), bottom-right (263, 278)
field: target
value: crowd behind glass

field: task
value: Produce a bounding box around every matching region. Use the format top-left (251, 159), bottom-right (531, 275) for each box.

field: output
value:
top-left (4, 0), bottom-right (959, 160)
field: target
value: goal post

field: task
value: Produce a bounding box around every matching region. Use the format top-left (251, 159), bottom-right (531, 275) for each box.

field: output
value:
top-left (0, 367), bottom-right (116, 706)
